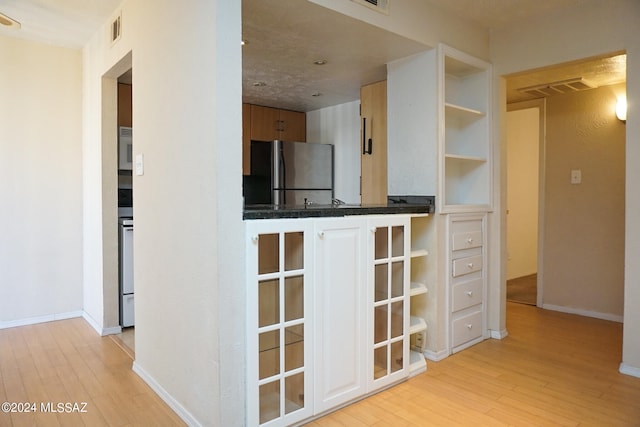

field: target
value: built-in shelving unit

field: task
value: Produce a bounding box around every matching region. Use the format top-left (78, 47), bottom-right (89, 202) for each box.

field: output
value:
top-left (439, 44), bottom-right (492, 212)
top-left (408, 214), bottom-right (430, 376)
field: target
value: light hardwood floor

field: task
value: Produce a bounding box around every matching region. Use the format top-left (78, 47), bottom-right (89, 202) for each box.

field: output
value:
top-left (1, 303), bottom-right (639, 426)
top-left (0, 318), bottom-right (185, 426)
top-left (309, 303), bottom-right (640, 426)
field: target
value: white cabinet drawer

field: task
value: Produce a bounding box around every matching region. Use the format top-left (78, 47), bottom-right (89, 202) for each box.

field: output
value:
top-left (451, 310), bottom-right (483, 348)
top-left (451, 230), bottom-right (482, 251)
top-left (452, 254), bottom-right (482, 278)
top-left (451, 278), bottom-right (483, 312)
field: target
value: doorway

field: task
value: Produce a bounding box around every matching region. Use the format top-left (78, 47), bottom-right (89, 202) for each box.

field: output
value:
top-left (506, 101), bottom-right (543, 306)
top-left (504, 52), bottom-right (626, 319)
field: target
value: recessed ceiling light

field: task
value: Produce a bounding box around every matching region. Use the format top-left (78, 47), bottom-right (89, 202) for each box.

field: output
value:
top-left (0, 12), bottom-right (21, 29)
top-left (313, 60), bottom-right (327, 65)
top-left (311, 92), bottom-right (323, 97)
top-left (253, 81), bottom-right (267, 87)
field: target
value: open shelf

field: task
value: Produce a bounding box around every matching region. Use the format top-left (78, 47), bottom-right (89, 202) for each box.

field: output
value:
top-left (409, 316), bottom-right (427, 335)
top-left (410, 249), bottom-right (429, 258)
top-left (410, 281), bottom-right (428, 296)
top-left (409, 350), bottom-right (426, 376)
top-left (444, 153), bottom-right (487, 163)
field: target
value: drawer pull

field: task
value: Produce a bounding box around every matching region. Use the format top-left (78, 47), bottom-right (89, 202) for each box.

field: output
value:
top-left (467, 263), bottom-right (474, 269)
top-left (318, 231), bottom-right (325, 238)
top-left (370, 227), bottom-right (377, 233)
top-left (467, 237), bottom-right (474, 244)
top-left (466, 324), bottom-right (473, 330)
top-left (466, 291), bottom-right (473, 297)
top-left (251, 235), bottom-right (259, 243)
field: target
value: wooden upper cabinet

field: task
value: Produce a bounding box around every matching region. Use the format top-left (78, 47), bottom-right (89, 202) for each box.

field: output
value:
top-left (118, 83), bottom-right (132, 127)
top-left (249, 104), bottom-right (306, 142)
top-left (278, 109), bottom-right (306, 142)
top-left (244, 104), bottom-right (306, 175)
top-left (360, 80), bottom-right (388, 205)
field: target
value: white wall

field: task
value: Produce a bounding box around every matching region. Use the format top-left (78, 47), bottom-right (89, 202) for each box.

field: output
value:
top-left (490, 0), bottom-right (640, 375)
top-left (83, 0), bottom-right (244, 425)
top-left (309, 0), bottom-right (488, 60)
top-left (506, 107), bottom-right (539, 280)
top-left (0, 36), bottom-right (83, 327)
top-left (387, 50), bottom-right (438, 197)
top-left (307, 101), bottom-right (361, 204)
top-left (542, 84), bottom-right (625, 320)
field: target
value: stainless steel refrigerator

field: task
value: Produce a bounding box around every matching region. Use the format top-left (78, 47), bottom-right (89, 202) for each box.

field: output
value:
top-left (248, 140), bottom-right (334, 205)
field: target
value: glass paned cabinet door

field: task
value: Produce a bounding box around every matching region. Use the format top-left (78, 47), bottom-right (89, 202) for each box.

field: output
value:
top-left (370, 218), bottom-right (409, 389)
top-left (247, 222), bottom-right (312, 427)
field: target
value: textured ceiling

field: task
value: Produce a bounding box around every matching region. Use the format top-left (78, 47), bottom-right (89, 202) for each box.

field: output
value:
top-left (242, 0), bottom-right (428, 112)
top-left (0, 0), bottom-right (626, 110)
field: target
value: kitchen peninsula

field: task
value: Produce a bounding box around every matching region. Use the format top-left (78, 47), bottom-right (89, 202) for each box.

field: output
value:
top-left (244, 196), bottom-right (434, 426)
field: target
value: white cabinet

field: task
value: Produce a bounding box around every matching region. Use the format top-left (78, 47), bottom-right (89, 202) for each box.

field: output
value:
top-left (367, 216), bottom-right (411, 390)
top-left (439, 44), bottom-right (492, 213)
top-left (314, 218), bottom-right (367, 413)
top-left (246, 214), bottom-right (422, 425)
top-left (448, 213), bottom-right (487, 353)
top-left (246, 219), bottom-right (314, 427)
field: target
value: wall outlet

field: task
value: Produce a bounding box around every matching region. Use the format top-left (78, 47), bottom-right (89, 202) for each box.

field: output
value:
top-left (571, 169), bottom-right (582, 184)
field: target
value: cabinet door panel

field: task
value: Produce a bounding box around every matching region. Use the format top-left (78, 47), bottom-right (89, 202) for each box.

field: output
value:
top-left (360, 81), bottom-right (388, 204)
top-left (451, 230), bottom-right (482, 251)
top-left (451, 310), bottom-right (483, 348)
top-left (250, 104), bottom-right (280, 142)
top-left (280, 109), bottom-right (306, 142)
top-left (314, 220), bottom-right (366, 413)
top-left (452, 254), bottom-right (482, 278)
top-left (451, 278), bottom-right (483, 312)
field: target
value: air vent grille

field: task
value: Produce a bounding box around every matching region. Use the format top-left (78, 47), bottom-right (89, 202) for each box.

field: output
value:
top-left (350, 0), bottom-right (389, 14)
top-left (110, 12), bottom-right (122, 45)
top-left (518, 78), bottom-right (597, 98)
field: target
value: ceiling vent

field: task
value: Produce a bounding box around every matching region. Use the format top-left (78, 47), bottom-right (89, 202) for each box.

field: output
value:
top-left (350, 0), bottom-right (389, 14)
top-left (517, 77), bottom-right (597, 98)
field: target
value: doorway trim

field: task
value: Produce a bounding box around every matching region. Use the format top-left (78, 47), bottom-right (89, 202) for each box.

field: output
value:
top-left (507, 98), bottom-right (546, 308)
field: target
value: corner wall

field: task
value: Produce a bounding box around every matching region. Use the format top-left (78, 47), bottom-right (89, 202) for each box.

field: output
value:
top-left (490, 0), bottom-right (640, 374)
top-left (542, 84), bottom-right (625, 320)
top-left (82, 0), bottom-right (244, 424)
top-left (0, 35), bottom-right (83, 327)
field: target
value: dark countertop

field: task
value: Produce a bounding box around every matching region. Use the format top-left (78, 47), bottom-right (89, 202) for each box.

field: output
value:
top-left (243, 196), bottom-right (435, 220)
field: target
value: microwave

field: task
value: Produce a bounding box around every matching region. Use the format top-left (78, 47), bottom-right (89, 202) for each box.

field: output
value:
top-left (118, 126), bottom-right (133, 170)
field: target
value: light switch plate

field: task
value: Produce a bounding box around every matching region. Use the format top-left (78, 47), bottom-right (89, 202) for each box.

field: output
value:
top-left (135, 153), bottom-right (144, 176)
top-left (571, 169), bottom-right (581, 184)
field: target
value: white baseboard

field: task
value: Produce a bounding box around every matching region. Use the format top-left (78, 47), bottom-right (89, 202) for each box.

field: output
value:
top-left (0, 310), bottom-right (83, 330)
top-left (132, 361), bottom-right (201, 427)
top-left (81, 312), bottom-right (122, 336)
top-left (424, 348), bottom-right (449, 362)
top-left (490, 328), bottom-right (509, 339)
top-left (619, 363), bottom-right (640, 378)
top-left (542, 304), bottom-right (623, 323)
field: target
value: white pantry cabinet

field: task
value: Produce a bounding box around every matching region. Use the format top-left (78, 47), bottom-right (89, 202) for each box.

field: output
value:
top-left (246, 214), bottom-right (426, 426)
